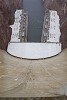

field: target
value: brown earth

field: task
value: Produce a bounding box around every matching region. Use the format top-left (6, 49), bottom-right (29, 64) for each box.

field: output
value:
top-left (0, 48), bottom-right (67, 97)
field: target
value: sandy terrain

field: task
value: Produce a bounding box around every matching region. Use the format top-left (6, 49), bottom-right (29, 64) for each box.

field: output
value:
top-left (0, 49), bottom-right (67, 97)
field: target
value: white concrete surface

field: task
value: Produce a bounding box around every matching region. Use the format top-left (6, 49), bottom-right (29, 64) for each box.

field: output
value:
top-left (10, 23), bottom-right (20, 42)
top-left (7, 43), bottom-right (61, 59)
top-left (42, 10), bottom-right (61, 43)
top-left (48, 10), bottom-right (61, 42)
top-left (15, 10), bottom-right (22, 23)
top-left (10, 10), bottom-right (22, 42)
top-left (10, 10), bottom-right (28, 43)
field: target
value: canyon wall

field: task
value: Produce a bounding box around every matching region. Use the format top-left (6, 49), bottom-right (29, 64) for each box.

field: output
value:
top-left (44, 0), bottom-right (67, 49)
top-left (0, 0), bottom-right (22, 50)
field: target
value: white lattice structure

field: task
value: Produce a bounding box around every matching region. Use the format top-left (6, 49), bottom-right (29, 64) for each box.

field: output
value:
top-left (41, 10), bottom-right (61, 43)
top-left (15, 10), bottom-right (22, 23)
top-left (10, 10), bottom-right (28, 43)
top-left (10, 10), bottom-right (23, 42)
top-left (47, 10), bottom-right (61, 42)
top-left (10, 23), bottom-right (20, 42)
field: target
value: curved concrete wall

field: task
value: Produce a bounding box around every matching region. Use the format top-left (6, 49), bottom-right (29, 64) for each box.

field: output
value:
top-left (7, 43), bottom-right (61, 59)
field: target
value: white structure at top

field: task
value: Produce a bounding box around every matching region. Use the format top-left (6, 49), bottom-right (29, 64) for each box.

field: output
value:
top-left (15, 10), bottom-right (22, 23)
top-left (48, 10), bottom-right (61, 42)
top-left (10, 10), bottom-right (28, 43)
top-left (10, 23), bottom-right (20, 42)
top-left (41, 10), bottom-right (61, 43)
top-left (10, 10), bottom-right (23, 42)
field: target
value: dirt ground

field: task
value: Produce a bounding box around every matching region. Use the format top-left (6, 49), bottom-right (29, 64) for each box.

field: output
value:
top-left (0, 49), bottom-right (67, 97)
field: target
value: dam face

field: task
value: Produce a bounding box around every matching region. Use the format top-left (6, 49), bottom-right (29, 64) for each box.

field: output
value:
top-left (7, 1), bottom-right (62, 60)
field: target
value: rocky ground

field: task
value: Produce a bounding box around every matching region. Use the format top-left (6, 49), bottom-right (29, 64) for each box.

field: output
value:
top-left (0, 97), bottom-right (67, 100)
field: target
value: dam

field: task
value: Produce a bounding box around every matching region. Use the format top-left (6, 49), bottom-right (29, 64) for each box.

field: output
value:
top-left (7, 1), bottom-right (61, 59)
